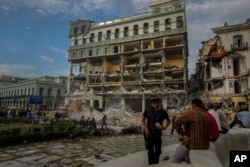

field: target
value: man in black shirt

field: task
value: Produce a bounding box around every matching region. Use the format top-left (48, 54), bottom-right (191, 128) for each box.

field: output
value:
top-left (142, 95), bottom-right (171, 165)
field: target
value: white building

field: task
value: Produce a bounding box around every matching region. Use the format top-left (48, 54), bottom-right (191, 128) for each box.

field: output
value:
top-left (0, 75), bottom-right (68, 110)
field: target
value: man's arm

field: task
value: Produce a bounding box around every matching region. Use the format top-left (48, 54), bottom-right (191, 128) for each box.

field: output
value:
top-left (142, 116), bottom-right (149, 136)
top-left (174, 113), bottom-right (189, 136)
top-left (163, 118), bottom-right (171, 130)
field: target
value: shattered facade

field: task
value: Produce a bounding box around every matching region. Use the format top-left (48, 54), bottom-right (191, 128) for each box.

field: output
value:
top-left (66, 0), bottom-right (189, 112)
top-left (198, 19), bottom-right (250, 111)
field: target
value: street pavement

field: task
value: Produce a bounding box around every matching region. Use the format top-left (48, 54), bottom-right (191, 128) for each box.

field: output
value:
top-left (0, 128), bottom-right (179, 167)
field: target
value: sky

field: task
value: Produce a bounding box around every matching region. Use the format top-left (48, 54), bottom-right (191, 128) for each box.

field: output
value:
top-left (0, 0), bottom-right (249, 79)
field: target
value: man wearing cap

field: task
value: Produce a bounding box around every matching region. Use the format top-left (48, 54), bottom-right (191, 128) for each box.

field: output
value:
top-left (172, 98), bottom-right (211, 163)
top-left (142, 95), bottom-right (171, 165)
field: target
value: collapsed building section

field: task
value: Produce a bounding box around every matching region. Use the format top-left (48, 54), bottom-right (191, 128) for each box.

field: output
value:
top-left (65, 0), bottom-right (189, 112)
top-left (197, 19), bottom-right (250, 111)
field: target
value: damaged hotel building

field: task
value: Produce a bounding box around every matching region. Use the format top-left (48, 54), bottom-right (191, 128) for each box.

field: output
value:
top-left (65, 0), bottom-right (189, 112)
top-left (197, 19), bottom-right (250, 111)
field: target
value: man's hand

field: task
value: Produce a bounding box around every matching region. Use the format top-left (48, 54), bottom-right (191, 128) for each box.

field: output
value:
top-left (182, 135), bottom-right (191, 143)
top-left (144, 128), bottom-right (150, 136)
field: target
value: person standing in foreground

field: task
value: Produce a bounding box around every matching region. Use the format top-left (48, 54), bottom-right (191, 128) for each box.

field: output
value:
top-left (142, 96), bottom-right (171, 165)
top-left (172, 98), bottom-right (211, 163)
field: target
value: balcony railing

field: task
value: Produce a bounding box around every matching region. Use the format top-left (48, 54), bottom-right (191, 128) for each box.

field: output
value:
top-left (231, 42), bottom-right (248, 51)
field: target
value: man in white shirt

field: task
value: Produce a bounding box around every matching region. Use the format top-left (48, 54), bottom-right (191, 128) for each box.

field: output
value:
top-left (205, 102), bottom-right (222, 131)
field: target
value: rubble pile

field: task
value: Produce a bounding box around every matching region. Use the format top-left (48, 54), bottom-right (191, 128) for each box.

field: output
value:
top-left (45, 103), bottom-right (142, 128)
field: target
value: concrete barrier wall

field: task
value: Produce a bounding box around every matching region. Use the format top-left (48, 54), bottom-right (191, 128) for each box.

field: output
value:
top-left (189, 128), bottom-right (250, 167)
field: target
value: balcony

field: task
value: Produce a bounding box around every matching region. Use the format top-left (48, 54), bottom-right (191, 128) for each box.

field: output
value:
top-left (231, 42), bottom-right (248, 51)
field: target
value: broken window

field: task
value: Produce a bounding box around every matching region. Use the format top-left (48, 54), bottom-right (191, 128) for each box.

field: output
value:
top-left (143, 23), bottom-right (149, 33)
top-left (234, 81), bottom-right (241, 93)
top-left (165, 18), bottom-right (171, 30)
top-left (208, 80), bottom-right (223, 91)
top-left (154, 21), bottom-right (159, 32)
top-left (133, 25), bottom-right (138, 35)
top-left (124, 27), bottom-right (129, 37)
top-left (211, 59), bottom-right (222, 69)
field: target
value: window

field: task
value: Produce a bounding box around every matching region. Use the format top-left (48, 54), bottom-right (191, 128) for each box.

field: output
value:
top-left (176, 16), bottom-right (183, 28)
top-left (143, 23), bottom-right (149, 33)
top-left (98, 32), bottom-right (102, 41)
top-left (39, 88), bottom-right (44, 96)
top-left (89, 50), bottom-right (92, 56)
top-left (115, 28), bottom-right (120, 38)
top-left (106, 30), bottom-right (111, 39)
top-left (154, 21), bottom-right (159, 32)
top-left (83, 37), bottom-right (86, 44)
top-left (74, 27), bottom-right (79, 35)
top-left (57, 89), bottom-right (61, 97)
top-left (81, 26), bottom-right (86, 33)
top-left (233, 35), bottom-right (243, 48)
top-left (96, 48), bottom-right (101, 55)
top-left (47, 88), bottom-right (53, 97)
top-left (81, 51), bottom-right (85, 57)
top-left (72, 52), bottom-right (76, 58)
top-left (74, 39), bottom-right (78, 45)
top-left (105, 47), bottom-right (109, 54)
top-left (165, 18), bottom-right (171, 30)
top-left (124, 27), bottom-right (129, 37)
top-left (133, 25), bottom-right (138, 35)
top-left (90, 33), bottom-right (94, 42)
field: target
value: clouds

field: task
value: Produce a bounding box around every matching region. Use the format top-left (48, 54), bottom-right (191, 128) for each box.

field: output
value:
top-left (186, 0), bottom-right (249, 75)
top-left (0, 64), bottom-right (36, 78)
top-left (41, 55), bottom-right (54, 63)
top-left (0, 0), bottom-right (151, 20)
top-left (0, 0), bottom-right (249, 78)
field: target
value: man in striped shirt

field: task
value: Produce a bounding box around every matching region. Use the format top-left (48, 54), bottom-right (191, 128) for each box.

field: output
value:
top-left (172, 98), bottom-right (211, 163)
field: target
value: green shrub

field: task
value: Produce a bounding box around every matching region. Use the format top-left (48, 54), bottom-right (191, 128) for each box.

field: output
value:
top-left (0, 129), bottom-right (10, 136)
top-left (10, 128), bottom-right (21, 136)
top-left (43, 125), bottom-right (54, 132)
top-left (67, 124), bottom-right (76, 131)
